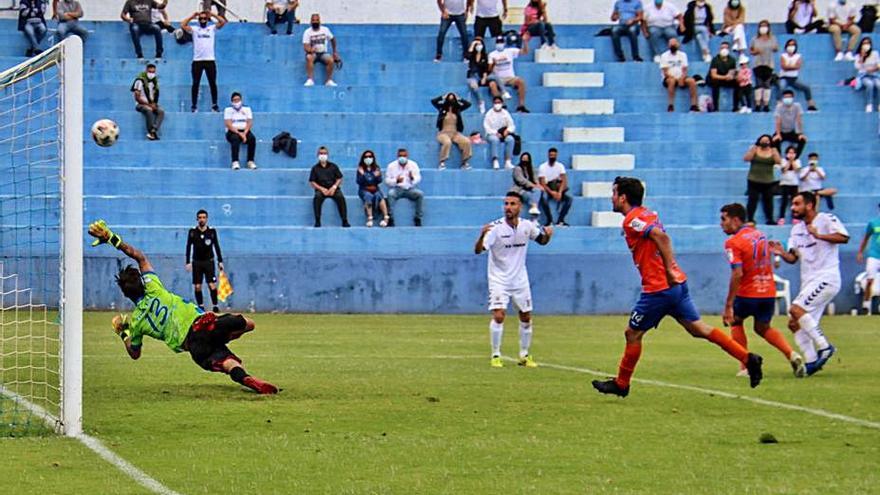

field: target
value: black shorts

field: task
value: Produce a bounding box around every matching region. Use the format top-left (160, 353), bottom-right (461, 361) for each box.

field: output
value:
top-left (192, 259), bottom-right (216, 284)
top-left (185, 314), bottom-right (247, 372)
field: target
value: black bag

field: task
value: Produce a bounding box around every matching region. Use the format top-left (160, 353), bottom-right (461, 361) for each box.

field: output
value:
top-left (859, 5), bottom-right (877, 33)
top-left (512, 133), bottom-right (522, 156)
top-left (502, 29), bottom-right (522, 48)
top-left (271, 131), bottom-right (297, 158)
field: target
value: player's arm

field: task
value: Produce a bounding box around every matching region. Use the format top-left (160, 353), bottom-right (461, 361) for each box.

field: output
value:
top-left (812, 231), bottom-right (849, 244)
top-left (212, 12), bottom-right (227, 29)
top-left (648, 227), bottom-right (679, 285)
top-left (475, 224), bottom-right (492, 254)
top-left (111, 315), bottom-right (141, 360)
top-left (181, 11), bottom-right (197, 32)
top-left (769, 240), bottom-right (798, 264)
top-left (857, 231), bottom-right (871, 263)
top-left (88, 220), bottom-right (153, 273)
top-left (723, 265), bottom-right (743, 326)
top-left (535, 225), bottom-right (553, 246)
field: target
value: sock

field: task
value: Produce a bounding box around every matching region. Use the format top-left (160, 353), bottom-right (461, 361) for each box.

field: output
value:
top-left (730, 325), bottom-right (747, 369)
top-left (210, 288), bottom-right (218, 306)
top-left (762, 327), bottom-right (794, 359)
top-left (863, 300), bottom-right (872, 310)
top-left (518, 321), bottom-right (533, 358)
top-left (615, 342), bottom-right (642, 389)
top-left (794, 329), bottom-right (818, 362)
top-left (229, 366), bottom-right (249, 384)
top-left (194, 289), bottom-right (204, 306)
top-left (489, 320), bottom-right (503, 357)
top-left (798, 313), bottom-right (829, 349)
top-left (707, 328), bottom-right (749, 364)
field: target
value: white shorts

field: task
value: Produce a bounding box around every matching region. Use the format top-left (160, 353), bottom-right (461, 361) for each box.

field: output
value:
top-left (488, 285), bottom-right (533, 313)
top-left (866, 257), bottom-right (880, 281)
top-left (793, 278), bottom-right (840, 322)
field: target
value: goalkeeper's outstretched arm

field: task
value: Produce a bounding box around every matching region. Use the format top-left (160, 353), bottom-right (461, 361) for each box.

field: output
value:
top-left (112, 315), bottom-right (141, 360)
top-left (88, 220), bottom-right (154, 273)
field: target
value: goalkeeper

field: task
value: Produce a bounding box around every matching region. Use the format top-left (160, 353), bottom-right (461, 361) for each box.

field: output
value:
top-left (89, 220), bottom-right (278, 394)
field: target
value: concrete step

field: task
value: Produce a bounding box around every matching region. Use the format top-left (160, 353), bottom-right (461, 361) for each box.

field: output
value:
top-left (535, 48), bottom-right (595, 64)
top-left (571, 154), bottom-right (636, 171)
top-left (563, 127), bottom-right (625, 143)
top-left (542, 72), bottom-right (604, 87)
top-left (581, 181), bottom-right (614, 198)
top-left (552, 99), bottom-right (614, 115)
top-left (591, 211), bottom-right (624, 227)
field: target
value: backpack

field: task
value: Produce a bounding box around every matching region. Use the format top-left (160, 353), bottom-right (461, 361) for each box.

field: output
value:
top-left (271, 131), bottom-right (297, 158)
top-left (859, 5), bottom-right (877, 33)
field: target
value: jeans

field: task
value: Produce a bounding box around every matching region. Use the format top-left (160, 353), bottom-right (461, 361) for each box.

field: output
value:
top-left (313, 189), bottom-right (349, 226)
top-left (487, 133), bottom-right (514, 161)
top-left (467, 77), bottom-right (485, 105)
top-left (387, 187), bottom-right (424, 220)
top-left (647, 25), bottom-right (678, 57)
top-left (539, 191), bottom-right (572, 225)
top-left (358, 189), bottom-right (385, 210)
top-left (266, 9), bottom-right (294, 34)
top-left (23, 22), bottom-right (47, 51)
top-left (778, 184), bottom-right (798, 220)
top-left (746, 180), bottom-right (776, 225)
top-left (611, 23), bottom-right (640, 60)
top-left (524, 188), bottom-right (541, 207)
top-left (225, 130), bottom-right (256, 162)
top-left (694, 25), bottom-right (710, 55)
top-left (129, 22), bottom-right (163, 58)
top-left (56, 21), bottom-right (88, 43)
top-left (856, 74), bottom-right (880, 107)
top-left (436, 13), bottom-right (468, 59)
top-left (709, 79), bottom-right (740, 111)
top-left (192, 60), bottom-right (219, 109)
top-left (525, 21), bottom-right (555, 46)
top-left (136, 104), bottom-right (164, 133)
top-left (778, 77), bottom-right (813, 102)
top-left (738, 84), bottom-right (754, 109)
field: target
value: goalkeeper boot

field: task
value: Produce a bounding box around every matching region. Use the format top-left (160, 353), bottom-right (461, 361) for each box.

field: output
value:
top-left (490, 355), bottom-right (504, 368)
top-left (243, 376), bottom-right (278, 395)
top-left (517, 355), bottom-right (538, 368)
top-left (591, 379), bottom-right (629, 398)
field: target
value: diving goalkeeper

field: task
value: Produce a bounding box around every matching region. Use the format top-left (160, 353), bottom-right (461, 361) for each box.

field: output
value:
top-left (89, 220), bottom-right (278, 394)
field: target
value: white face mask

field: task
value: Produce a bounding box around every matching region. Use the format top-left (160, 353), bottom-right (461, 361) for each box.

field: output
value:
top-left (495, 44), bottom-right (505, 51)
top-left (232, 101), bottom-right (242, 109)
top-left (318, 154), bottom-right (328, 163)
top-left (398, 156), bottom-right (408, 165)
top-left (474, 44), bottom-right (483, 51)
top-left (493, 103), bottom-right (503, 111)
top-left (720, 48), bottom-right (730, 57)
top-left (364, 157), bottom-right (374, 166)
top-left (759, 26), bottom-right (769, 35)
top-left (809, 160), bottom-right (819, 167)
top-left (783, 97), bottom-right (794, 106)
top-left (146, 72), bottom-right (156, 80)
top-left (786, 45), bottom-right (796, 54)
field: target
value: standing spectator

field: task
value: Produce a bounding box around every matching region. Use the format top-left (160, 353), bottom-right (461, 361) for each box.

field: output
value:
top-left (772, 89), bottom-right (808, 157)
top-left (736, 54), bottom-right (755, 113)
top-left (854, 37), bottom-right (880, 112)
top-left (799, 152), bottom-right (836, 210)
top-left (827, 0), bottom-right (860, 61)
top-left (642, 0), bottom-right (683, 62)
top-left (708, 41), bottom-right (740, 112)
top-left (786, 0), bottom-right (824, 34)
top-left (538, 148), bottom-right (573, 227)
top-left (721, 0), bottom-right (747, 52)
top-left (660, 38), bottom-right (699, 112)
top-left (777, 145), bottom-right (801, 224)
top-left (466, 37), bottom-right (491, 114)
top-left (356, 150), bottom-right (390, 228)
top-left (151, 0), bottom-right (175, 34)
top-left (384, 149), bottom-right (425, 227)
top-left (483, 96), bottom-right (516, 169)
top-left (743, 134), bottom-right (782, 225)
top-left (610, 0), bottom-right (644, 62)
top-left (19, 0), bottom-right (47, 57)
top-left (131, 63), bottom-right (164, 141)
top-left (432, 92), bottom-right (473, 170)
top-left (266, 0), bottom-right (297, 35)
top-left (487, 36), bottom-right (530, 113)
top-left (223, 92), bottom-right (257, 170)
top-left (183, 10), bottom-right (226, 112)
top-left (53, 0), bottom-right (88, 43)
top-left (749, 19), bottom-right (779, 112)
top-left (510, 152), bottom-right (543, 216)
top-left (683, 0), bottom-right (716, 63)
top-left (309, 147), bottom-right (350, 228)
top-left (185, 209), bottom-right (224, 313)
top-left (121, 0), bottom-right (164, 59)
top-left (779, 39), bottom-right (819, 111)
top-left (303, 13), bottom-right (341, 87)
top-left (201, 0), bottom-right (225, 18)
top-left (520, 0), bottom-right (557, 52)
top-left (473, 0), bottom-right (507, 40)
top-left (435, 0), bottom-right (469, 63)
top-left (856, 203), bottom-right (880, 314)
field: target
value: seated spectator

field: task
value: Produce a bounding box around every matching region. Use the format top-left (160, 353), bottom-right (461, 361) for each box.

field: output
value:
top-left (223, 92), bottom-right (257, 170)
top-left (786, 0), bottom-right (824, 34)
top-left (384, 149), bottom-right (425, 227)
top-left (355, 150), bottom-right (390, 228)
top-left (827, 0), bottom-right (860, 61)
top-left (854, 37), bottom-right (879, 112)
top-left (151, 0), bottom-right (176, 34)
top-left (434, 0), bottom-right (468, 63)
top-left (303, 13), bottom-right (340, 87)
top-left (772, 89), bottom-right (808, 157)
top-left (266, 0), bottom-right (297, 36)
top-left (660, 38), bottom-right (698, 112)
top-left (799, 152), bottom-right (836, 210)
top-left (743, 135), bottom-right (782, 225)
top-left (473, 0), bottom-right (507, 40)
top-left (309, 147), bottom-right (350, 228)
top-left (777, 145), bottom-right (801, 224)
top-left (749, 20), bottom-right (778, 112)
top-left (131, 63), bottom-right (164, 141)
top-left (610, 0), bottom-right (644, 62)
top-left (779, 39), bottom-right (819, 111)
top-left (432, 92), bottom-right (473, 170)
top-left (538, 148), bottom-right (572, 227)
top-left (483, 96), bottom-right (516, 169)
top-left (53, 0), bottom-right (88, 43)
top-left (510, 152), bottom-right (543, 216)
top-left (736, 55), bottom-right (755, 113)
top-left (465, 37), bottom-right (490, 114)
top-left (683, 0), bottom-right (716, 63)
top-left (708, 41), bottom-right (739, 112)
top-left (520, 0), bottom-right (557, 53)
top-left (19, 0), bottom-right (48, 57)
top-left (721, 0), bottom-right (747, 52)
top-left (121, 0), bottom-right (164, 59)
top-left (487, 36), bottom-right (530, 113)
top-left (642, 0), bottom-right (683, 62)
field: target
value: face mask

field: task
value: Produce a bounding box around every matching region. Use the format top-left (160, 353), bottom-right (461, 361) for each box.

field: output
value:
top-left (232, 101), bottom-right (242, 109)
top-left (146, 72), bottom-right (156, 80)
top-left (199, 19), bottom-right (208, 26)
top-left (318, 154), bottom-right (328, 163)
top-left (809, 160), bottom-right (818, 166)
top-left (783, 97), bottom-right (794, 106)
top-left (364, 157), bottom-right (374, 166)
top-left (311, 22), bottom-right (320, 29)
top-left (720, 48), bottom-right (730, 57)
top-left (786, 45), bottom-right (796, 54)
top-left (474, 43), bottom-right (483, 51)
top-left (730, 0), bottom-right (740, 7)
top-left (759, 26), bottom-right (769, 35)
top-left (863, 44), bottom-right (872, 53)
top-left (759, 142), bottom-right (770, 148)
top-left (495, 44), bottom-right (505, 51)
top-left (654, 0), bottom-right (662, 5)
top-left (493, 103), bottom-right (503, 111)
top-left (398, 157), bottom-right (408, 165)
top-left (548, 157), bottom-right (557, 164)
top-left (669, 45), bottom-right (678, 54)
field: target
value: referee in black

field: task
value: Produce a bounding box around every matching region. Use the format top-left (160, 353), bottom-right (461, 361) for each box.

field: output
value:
top-left (185, 209), bottom-right (224, 312)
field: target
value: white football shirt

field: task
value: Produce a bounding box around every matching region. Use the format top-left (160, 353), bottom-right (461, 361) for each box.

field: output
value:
top-left (483, 217), bottom-right (542, 290)
top-left (223, 106), bottom-right (253, 130)
top-left (787, 212), bottom-right (849, 285)
top-left (190, 21), bottom-right (216, 61)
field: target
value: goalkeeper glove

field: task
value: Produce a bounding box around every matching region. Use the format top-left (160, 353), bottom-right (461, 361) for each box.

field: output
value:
top-left (111, 314), bottom-right (130, 341)
top-left (89, 219), bottom-right (123, 248)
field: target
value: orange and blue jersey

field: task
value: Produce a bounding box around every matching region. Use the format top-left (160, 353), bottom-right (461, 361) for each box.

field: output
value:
top-left (724, 226), bottom-right (775, 299)
top-left (622, 206), bottom-right (687, 294)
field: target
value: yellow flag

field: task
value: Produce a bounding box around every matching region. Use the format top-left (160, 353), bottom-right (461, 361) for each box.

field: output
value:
top-left (217, 271), bottom-right (234, 302)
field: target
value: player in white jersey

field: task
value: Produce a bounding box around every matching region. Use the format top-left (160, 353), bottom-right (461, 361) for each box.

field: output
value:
top-left (475, 192), bottom-right (553, 368)
top-left (770, 191), bottom-right (849, 376)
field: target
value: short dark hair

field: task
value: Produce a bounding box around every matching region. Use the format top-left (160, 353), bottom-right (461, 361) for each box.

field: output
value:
top-left (146, 63), bottom-right (156, 70)
top-left (116, 265), bottom-right (145, 301)
top-left (397, 148), bottom-right (408, 154)
top-left (808, 152), bottom-right (819, 158)
top-left (720, 203), bottom-right (747, 222)
top-left (782, 89), bottom-right (795, 96)
top-left (197, 209), bottom-right (208, 217)
top-left (785, 145), bottom-right (797, 154)
top-left (614, 176), bottom-right (644, 207)
top-left (795, 191), bottom-right (818, 207)
top-left (493, 96), bottom-right (503, 103)
top-left (505, 191), bottom-right (523, 202)
top-left (720, 41), bottom-right (730, 47)
top-left (230, 92), bottom-right (241, 100)
top-left (548, 147), bottom-right (558, 154)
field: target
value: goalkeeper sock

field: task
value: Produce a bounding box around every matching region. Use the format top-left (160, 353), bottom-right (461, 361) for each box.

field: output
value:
top-left (210, 288), bottom-right (218, 306)
top-left (194, 290), bottom-right (204, 307)
top-left (489, 320), bottom-right (503, 357)
top-left (229, 366), bottom-right (249, 384)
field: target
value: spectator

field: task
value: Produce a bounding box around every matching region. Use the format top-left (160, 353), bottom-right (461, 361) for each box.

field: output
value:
top-left (683, 0), bottom-right (716, 63)
top-left (799, 152), bottom-right (836, 210)
top-left (473, 0), bottom-right (507, 40)
top-left (434, 0), bottom-right (469, 63)
top-left (483, 96), bottom-right (516, 169)
top-left (749, 19), bottom-right (778, 112)
top-left (183, 10), bottom-right (226, 112)
top-left (309, 147), bottom-right (350, 228)
top-left (854, 37), bottom-right (879, 112)
top-left (151, 0), bottom-right (175, 34)
top-left (660, 38), bottom-right (698, 112)
top-left (827, 0), bottom-right (860, 61)
top-left (121, 0), bottom-right (164, 59)
top-left (721, 0), bottom-right (747, 52)
top-left (224, 92), bottom-right (257, 170)
top-left (303, 13), bottom-right (340, 87)
top-left (520, 0), bottom-right (557, 52)
top-left (355, 150), bottom-right (390, 228)
top-left (131, 63), bottom-right (164, 141)
top-left (466, 37), bottom-right (491, 114)
top-left (736, 54), bottom-right (755, 113)
top-left (786, 0), bottom-right (824, 34)
top-left (384, 149), bottom-right (425, 227)
top-left (19, 0), bottom-right (47, 57)
top-left (201, 0), bottom-right (225, 18)
top-left (743, 134), bottom-right (782, 225)
top-left (266, 0), bottom-right (297, 36)
top-left (642, 0), bottom-right (683, 62)
top-left (772, 89), bottom-right (808, 157)
top-left (432, 92), bottom-right (473, 170)
top-left (538, 148), bottom-right (573, 226)
top-left (487, 36), bottom-right (530, 113)
top-left (610, 0), bottom-right (644, 62)
top-left (777, 145), bottom-right (801, 224)
top-left (779, 39), bottom-right (819, 111)
top-left (510, 152), bottom-right (543, 216)
top-left (53, 0), bottom-right (88, 43)
top-left (708, 41), bottom-right (740, 112)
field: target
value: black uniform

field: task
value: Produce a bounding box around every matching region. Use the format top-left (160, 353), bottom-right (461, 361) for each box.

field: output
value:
top-left (186, 227), bottom-right (223, 284)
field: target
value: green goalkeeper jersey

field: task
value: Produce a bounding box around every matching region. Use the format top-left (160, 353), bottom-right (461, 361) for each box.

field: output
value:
top-left (128, 271), bottom-right (202, 353)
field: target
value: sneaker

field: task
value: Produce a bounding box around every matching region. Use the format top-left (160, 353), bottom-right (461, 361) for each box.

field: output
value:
top-left (702, 53), bottom-right (712, 63)
top-left (528, 204), bottom-right (540, 216)
top-left (211, 105), bottom-right (220, 112)
top-left (146, 132), bottom-right (158, 141)
top-left (653, 55), bottom-right (661, 63)
top-left (366, 218), bottom-right (374, 228)
top-left (556, 221), bottom-right (569, 227)
top-left (591, 378), bottom-right (629, 397)
top-left (633, 56), bottom-right (644, 62)
top-left (242, 376), bottom-right (279, 395)
top-left (314, 221), bottom-right (321, 228)
top-left (690, 105), bottom-right (699, 112)
top-left (212, 306), bottom-right (220, 313)
top-left (504, 159), bottom-right (514, 169)
top-left (460, 162), bottom-right (472, 170)
top-left (844, 51), bottom-right (855, 61)
top-left (325, 80), bottom-right (337, 87)
top-left (807, 105), bottom-right (819, 112)
top-left (667, 104), bottom-right (675, 112)
top-left (191, 106), bottom-right (198, 113)
top-left (231, 161), bottom-right (241, 170)
top-left (738, 106), bottom-right (749, 114)
top-left (492, 158), bottom-right (500, 170)
top-left (386, 217), bottom-right (395, 227)
top-left (777, 218), bottom-right (786, 226)
top-left (502, 91), bottom-right (512, 100)
top-left (834, 51), bottom-right (844, 61)
top-left (490, 356), bottom-right (504, 368)
top-left (790, 352), bottom-right (806, 378)
top-left (867, 104), bottom-right (874, 113)
top-left (516, 105), bottom-right (530, 113)
top-left (342, 221), bottom-right (351, 228)
top-left (433, 56), bottom-right (442, 63)
top-left (379, 216), bottom-right (389, 228)
top-left (478, 101), bottom-right (486, 114)
top-left (414, 218), bottom-right (422, 227)
top-left (744, 107), bottom-right (753, 114)
top-left (745, 352), bottom-right (763, 388)
top-left (270, 30), bottom-right (277, 35)
top-left (247, 161), bottom-right (257, 169)
top-left (304, 78), bottom-right (315, 86)
top-left (438, 161), bottom-right (447, 170)
top-left (518, 355), bottom-right (538, 368)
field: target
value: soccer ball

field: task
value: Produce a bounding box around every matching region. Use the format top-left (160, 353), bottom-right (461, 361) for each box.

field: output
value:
top-left (91, 119), bottom-right (119, 147)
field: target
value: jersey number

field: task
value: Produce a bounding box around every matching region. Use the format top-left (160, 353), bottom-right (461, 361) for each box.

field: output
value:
top-left (145, 298), bottom-right (169, 334)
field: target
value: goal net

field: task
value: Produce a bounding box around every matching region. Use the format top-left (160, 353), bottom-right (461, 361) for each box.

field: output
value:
top-left (0, 37), bottom-right (82, 437)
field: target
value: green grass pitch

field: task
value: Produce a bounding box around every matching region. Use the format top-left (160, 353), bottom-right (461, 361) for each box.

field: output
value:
top-left (2, 312), bottom-right (879, 494)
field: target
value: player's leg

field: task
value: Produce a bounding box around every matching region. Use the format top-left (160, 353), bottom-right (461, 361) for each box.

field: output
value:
top-left (864, 258), bottom-right (878, 313)
top-left (729, 297), bottom-right (749, 376)
top-left (753, 311), bottom-right (805, 377)
top-left (789, 279), bottom-right (837, 372)
top-left (221, 357), bottom-right (278, 395)
top-left (488, 287), bottom-right (509, 367)
top-left (215, 313), bottom-right (255, 342)
top-left (511, 287), bottom-right (536, 367)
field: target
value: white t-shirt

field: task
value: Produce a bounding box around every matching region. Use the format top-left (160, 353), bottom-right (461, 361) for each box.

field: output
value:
top-left (798, 165), bottom-right (825, 191)
top-left (223, 105), bottom-right (253, 130)
top-left (476, 0), bottom-right (501, 17)
top-left (489, 48), bottom-right (520, 79)
top-left (384, 160), bottom-right (422, 190)
top-left (778, 159), bottom-right (801, 186)
top-left (303, 26), bottom-right (334, 54)
top-left (150, 7), bottom-right (164, 23)
top-left (444, 0), bottom-right (467, 15)
top-left (483, 217), bottom-right (542, 290)
top-left (780, 52), bottom-right (801, 78)
top-left (643, 2), bottom-right (680, 28)
top-left (660, 50), bottom-right (688, 80)
top-left (788, 212), bottom-right (849, 285)
top-left (538, 161), bottom-right (567, 183)
top-left (190, 22), bottom-right (217, 61)
top-left (827, 1), bottom-right (858, 22)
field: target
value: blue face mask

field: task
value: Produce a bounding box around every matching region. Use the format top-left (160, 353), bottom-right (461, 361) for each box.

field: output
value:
top-left (398, 157), bottom-right (408, 165)
top-left (654, 0), bottom-right (663, 5)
